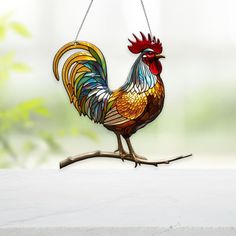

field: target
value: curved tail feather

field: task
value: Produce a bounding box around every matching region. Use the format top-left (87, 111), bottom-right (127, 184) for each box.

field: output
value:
top-left (53, 41), bottom-right (111, 123)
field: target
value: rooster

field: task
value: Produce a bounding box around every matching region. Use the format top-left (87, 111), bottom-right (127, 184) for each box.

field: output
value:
top-left (53, 32), bottom-right (165, 165)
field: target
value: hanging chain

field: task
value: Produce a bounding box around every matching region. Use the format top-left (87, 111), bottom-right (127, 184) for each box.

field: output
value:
top-left (140, 0), bottom-right (153, 38)
top-left (74, 0), bottom-right (94, 43)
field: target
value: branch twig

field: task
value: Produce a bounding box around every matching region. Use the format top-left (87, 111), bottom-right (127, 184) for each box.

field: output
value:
top-left (59, 151), bottom-right (192, 169)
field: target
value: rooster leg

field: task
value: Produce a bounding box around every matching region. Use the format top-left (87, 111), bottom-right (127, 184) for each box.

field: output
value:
top-left (125, 138), bottom-right (147, 167)
top-left (114, 133), bottom-right (128, 161)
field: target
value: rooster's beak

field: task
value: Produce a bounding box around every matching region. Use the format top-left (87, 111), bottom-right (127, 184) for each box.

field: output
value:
top-left (155, 54), bottom-right (165, 59)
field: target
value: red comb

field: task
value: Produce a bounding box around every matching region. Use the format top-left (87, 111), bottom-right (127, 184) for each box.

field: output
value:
top-left (128, 32), bottom-right (162, 54)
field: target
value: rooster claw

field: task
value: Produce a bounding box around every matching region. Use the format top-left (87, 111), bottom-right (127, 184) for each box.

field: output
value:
top-left (132, 155), bottom-right (148, 161)
top-left (134, 160), bottom-right (142, 168)
top-left (129, 154), bottom-right (147, 167)
top-left (114, 149), bottom-right (128, 162)
top-left (136, 156), bottom-right (147, 160)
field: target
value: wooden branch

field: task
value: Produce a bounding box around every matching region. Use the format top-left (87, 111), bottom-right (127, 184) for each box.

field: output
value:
top-left (59, 151), bottom-right (192, 169)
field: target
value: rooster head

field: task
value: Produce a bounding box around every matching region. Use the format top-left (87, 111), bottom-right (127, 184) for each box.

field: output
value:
top-left (128, 32), bottom-right (165, 75)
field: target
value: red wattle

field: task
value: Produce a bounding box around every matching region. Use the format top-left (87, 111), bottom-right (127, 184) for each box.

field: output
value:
top-left (149, 61), bottom-right (162, 75)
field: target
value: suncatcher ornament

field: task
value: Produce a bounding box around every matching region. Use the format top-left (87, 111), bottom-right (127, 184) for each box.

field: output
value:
top-left (53, 0), bottom-right (192, 168)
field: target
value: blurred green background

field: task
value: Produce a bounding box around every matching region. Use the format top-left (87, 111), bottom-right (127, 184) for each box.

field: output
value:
top-left (0, 8), bottom-right (100, 168)
top-left (0, 0), bottom-right (235, 168)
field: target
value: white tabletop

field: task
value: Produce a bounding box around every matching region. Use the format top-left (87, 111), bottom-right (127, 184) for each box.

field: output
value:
top-left (0, 169), bottom-right (236, 235)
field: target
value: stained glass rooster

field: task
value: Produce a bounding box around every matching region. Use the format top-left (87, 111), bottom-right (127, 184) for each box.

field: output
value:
top-left (53, 32), bottom-right (170, 167)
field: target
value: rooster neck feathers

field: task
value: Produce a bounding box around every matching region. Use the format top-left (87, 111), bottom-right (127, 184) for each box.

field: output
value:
top-left (124, 32), bottom-right (164, 93)
top-left (123, 58), bottom-right (157, 93)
